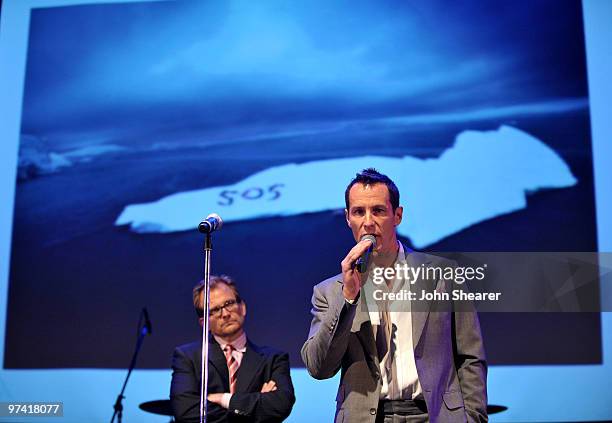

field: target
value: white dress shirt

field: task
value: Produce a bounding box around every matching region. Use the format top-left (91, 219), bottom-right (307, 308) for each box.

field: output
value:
top-left (363, 242), bottom-right (423, 400)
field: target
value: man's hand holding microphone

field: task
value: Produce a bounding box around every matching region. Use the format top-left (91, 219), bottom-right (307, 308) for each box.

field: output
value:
top-left (341, 235), bottom-right (376, 301)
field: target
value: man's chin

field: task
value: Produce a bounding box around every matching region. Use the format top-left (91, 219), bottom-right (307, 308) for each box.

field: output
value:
top-left (221, 323), bottom-right (241, 336)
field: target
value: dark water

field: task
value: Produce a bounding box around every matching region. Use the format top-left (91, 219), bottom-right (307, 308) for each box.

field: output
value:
top-left (5, 112), bottom-right (600, 368)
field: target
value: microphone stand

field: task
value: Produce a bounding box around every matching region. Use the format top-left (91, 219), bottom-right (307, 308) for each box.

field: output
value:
top-left (111, 309), bottom-right (151, 423)
top-left (199, 231), bottom-right (213, 423)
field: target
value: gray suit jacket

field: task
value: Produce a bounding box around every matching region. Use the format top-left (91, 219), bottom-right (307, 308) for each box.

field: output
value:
top-left (301, 249), bottom-right (487, 423)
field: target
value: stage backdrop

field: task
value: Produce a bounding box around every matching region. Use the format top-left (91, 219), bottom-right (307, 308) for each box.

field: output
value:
top-left (5, 0), bottom-right (599, 369)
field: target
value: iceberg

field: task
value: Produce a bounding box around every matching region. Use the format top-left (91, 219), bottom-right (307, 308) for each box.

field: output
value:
top-left (63, 144), bottom-right (127, 160)
top-left (115, 125), bottom-right (577, 248)
top-left (17, 134), bottom-right (72, 181)
top-left (17, 135), bottom-right (129, 181)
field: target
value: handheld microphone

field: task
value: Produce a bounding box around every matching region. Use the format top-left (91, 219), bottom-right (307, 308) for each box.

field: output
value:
top-left (142, 307), bottom-right (152, 335)
top-left (355, 234), bottom-right (376, 273)
top-left (198, 213), bottom-right (223, 234)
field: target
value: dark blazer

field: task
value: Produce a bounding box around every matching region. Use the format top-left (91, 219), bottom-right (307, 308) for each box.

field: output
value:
top-left (171, 338), bottom-right (295, 423)
top-left (301, 249), bottom-right (487, 423)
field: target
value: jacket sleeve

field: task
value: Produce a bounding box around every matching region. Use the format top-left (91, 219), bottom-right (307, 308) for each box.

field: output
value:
top-left (227, 352), bottom-right (296, 422)
top-left (170, 347), bottom-right (225, 423)
top-left (301, 281), bottom-right (358, 379)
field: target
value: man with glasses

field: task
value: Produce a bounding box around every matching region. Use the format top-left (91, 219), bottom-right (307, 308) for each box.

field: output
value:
top-left (171, 275), bottom-right (295, 423)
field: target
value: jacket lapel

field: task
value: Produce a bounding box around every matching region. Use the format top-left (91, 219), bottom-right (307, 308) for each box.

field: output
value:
top-left (406, 249), bottom-right (435, 348)
top-left (339, 277), bottom-right (381, 377)
top-left (207, 339), bottom-right (230, 391)
top-left (234, 341), bottom-right (265, 393)
top-left (355, 293), bottom-right (381, 373)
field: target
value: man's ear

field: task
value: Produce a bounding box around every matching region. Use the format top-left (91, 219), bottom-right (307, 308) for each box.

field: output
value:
top-left (394, 206), bottom-right (403, 226)
top-left (345, 208), bottom-right (350, 227)
top-left (240, 300), bottom-right (247, 317)
top-left (198, 317), bottom-right (204, 327)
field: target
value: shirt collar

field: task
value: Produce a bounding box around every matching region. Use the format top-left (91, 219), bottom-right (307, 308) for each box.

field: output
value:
top-left (214, 331), bottom-right (247, 353)
top-left (397, 241), bottom-right (406, 263)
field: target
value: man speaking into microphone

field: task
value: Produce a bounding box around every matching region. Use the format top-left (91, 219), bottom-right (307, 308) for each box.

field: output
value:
top-left (301, 168), bottom-right (487, 423)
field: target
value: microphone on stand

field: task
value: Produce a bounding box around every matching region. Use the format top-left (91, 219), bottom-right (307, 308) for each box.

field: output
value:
top-left (196, 212), bottom-right (223, 423)
top-left (355, 234), bottom-right (376, 273)
top-left (198, 213), bottom-right (223, 234)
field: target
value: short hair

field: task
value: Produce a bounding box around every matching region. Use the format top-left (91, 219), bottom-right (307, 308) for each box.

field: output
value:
top-left (345, 168), bottom-right (400, 211)
top-left (193, 274), bottom-right (242, 318)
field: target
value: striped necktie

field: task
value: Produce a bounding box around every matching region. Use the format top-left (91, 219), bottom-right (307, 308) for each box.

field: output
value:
top-left (223, 345), bottom-right (239, 394)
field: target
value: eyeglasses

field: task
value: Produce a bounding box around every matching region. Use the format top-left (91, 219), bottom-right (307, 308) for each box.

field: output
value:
top-left (209, 299), bottom-right (241, 317)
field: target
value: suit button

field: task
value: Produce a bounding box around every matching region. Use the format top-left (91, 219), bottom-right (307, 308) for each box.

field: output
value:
top-left (370, 408), bottom-right (376, 415)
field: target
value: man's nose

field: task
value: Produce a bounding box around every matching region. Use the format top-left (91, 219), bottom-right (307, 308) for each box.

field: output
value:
top-left (363, 211), bottom-right (375, 226)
